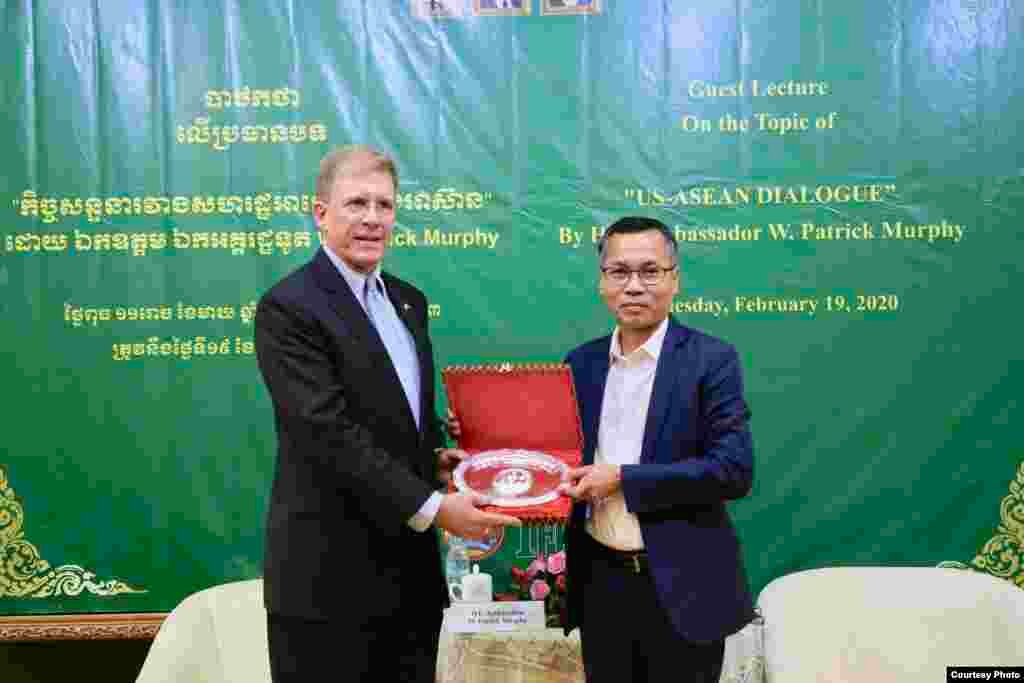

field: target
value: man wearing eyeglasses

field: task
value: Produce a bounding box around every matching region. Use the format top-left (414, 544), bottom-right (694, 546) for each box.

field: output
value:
top-left (559, 216), bottom-right (756, 682)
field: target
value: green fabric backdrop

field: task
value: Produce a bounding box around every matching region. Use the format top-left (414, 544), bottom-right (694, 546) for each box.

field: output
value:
top-left (1, 0), bottom-right (1021, 616)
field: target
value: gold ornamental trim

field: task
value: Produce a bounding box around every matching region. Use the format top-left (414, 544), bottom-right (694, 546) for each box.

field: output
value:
top-left (1, 466), bottom-right (146, 599)
top-left (0, 612), bottom-right (165, 641)
top-left (441, 362), bottom-right (584, 457)
top-left (443, 362), bottom-right (569, 374)
top-left (939, 460), bottom-right (1024, 588)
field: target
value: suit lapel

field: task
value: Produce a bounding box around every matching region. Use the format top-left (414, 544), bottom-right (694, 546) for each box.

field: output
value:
top-left (383, 273), bottom-right (426, 354)
top-left (311, 248), bottom-right (376, 346)
top-left (383, 273), bottom-right (432, 442)
top-left (583, 342), bottom-right (610, 466)
top-left (640, 319), bottom-right (689, 464)
top-left (311, 250), bottom-right (417, 432)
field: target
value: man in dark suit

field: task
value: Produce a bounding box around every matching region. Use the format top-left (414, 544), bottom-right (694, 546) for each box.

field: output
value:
top-left (254, 145), bottom-right (519, 683)
top-left (560, 216), bottom-right (756, 682)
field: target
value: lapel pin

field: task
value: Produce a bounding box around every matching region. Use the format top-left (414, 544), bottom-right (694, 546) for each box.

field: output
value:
top-left (403, 303), bottom-right (411, 311)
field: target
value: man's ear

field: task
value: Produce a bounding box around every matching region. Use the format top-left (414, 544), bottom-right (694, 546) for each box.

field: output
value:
top-left (312, 200), bottom-right (327, 229)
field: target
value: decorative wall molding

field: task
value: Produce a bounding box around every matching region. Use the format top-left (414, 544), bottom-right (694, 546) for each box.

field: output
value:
top-left (0, 612), bottom-right (165, 641)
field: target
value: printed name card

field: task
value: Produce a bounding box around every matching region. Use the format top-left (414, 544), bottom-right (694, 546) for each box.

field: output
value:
top-left (444, 601), bottom-right (546, 633)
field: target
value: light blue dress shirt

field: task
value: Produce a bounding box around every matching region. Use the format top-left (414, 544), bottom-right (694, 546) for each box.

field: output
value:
top-left (322, 247), bottom-right (442, 530)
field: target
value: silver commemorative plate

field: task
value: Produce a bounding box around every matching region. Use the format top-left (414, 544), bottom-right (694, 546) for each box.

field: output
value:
top-left (453, 449), bottom-right (568, 507)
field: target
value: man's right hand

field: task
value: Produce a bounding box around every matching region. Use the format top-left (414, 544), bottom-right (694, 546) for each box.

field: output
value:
top-left (435, 492), bottom-right (521, 541)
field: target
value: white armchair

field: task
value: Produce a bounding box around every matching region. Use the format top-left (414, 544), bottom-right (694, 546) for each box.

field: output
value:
top-left (135, 579), bottom-right (271, 683)
top-left (756, 567), bottom-right (1024, 683)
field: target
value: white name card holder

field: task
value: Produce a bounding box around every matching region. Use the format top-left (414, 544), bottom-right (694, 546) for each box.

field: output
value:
top-left (444, 601), bottom-right (546, 633)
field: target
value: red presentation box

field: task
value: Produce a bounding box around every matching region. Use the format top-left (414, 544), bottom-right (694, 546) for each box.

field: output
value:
top-left (442, 363), bottom-right (583, 525)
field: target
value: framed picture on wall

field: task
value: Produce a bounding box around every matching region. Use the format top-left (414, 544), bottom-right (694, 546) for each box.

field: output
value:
top-left (541, 0), bottom-right (601, 15)
top-left (412, 0), bottom-right (464, 19)
top-left (475, 0), bottom-right (531, 16)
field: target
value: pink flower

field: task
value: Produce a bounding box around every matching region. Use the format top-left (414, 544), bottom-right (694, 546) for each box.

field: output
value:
top-left (525, 553), bottom-right (546, 580)
top-left (510, 566), bottom-right (528, 586)
top-left (556, 574), bottom-right (567, 592)
top-left (530, 579), bottom-right (551, 601)
top-left (547, 550), bottom-right (566, 575)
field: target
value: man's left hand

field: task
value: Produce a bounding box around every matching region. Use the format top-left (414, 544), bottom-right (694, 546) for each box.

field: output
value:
top-left (446, 409), bottom-right (462, 441)
top-left (437, 448), bottom-right (467, 485)
top-left (559, 464), bottom-right (622, 502)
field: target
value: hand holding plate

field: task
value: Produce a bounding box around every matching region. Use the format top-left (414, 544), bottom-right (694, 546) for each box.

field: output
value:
top-left (446, 408), bottom-right (462, 442)
top-left (436, 447), bottom-right (467, 485)
top-left (559, 464), bottom-right (622, 503)
top-left (435, 491), bottom-right (521, 541)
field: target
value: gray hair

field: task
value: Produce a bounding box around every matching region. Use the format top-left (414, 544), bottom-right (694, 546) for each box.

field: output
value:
top-left (315, 145), bottom-right (398, 203)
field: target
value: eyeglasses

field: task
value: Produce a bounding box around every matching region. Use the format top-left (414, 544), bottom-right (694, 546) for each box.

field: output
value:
top-left (600, 265), bottom-right (677, 287)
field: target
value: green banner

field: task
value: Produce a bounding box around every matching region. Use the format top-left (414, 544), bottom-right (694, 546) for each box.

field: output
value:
top-left (1, 0), bottom-right (1021, 616)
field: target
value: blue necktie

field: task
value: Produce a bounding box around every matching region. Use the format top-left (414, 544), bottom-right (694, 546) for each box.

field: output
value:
top-left (364, 278), bottom-right (422, 428)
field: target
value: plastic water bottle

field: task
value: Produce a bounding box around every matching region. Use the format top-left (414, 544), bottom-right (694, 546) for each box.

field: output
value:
top-left (445, 535), bottom-right (470, 601)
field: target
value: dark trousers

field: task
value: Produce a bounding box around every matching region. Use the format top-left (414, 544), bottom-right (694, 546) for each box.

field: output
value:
top-left (267, 609), bottom-right (442, 683)
top-left (579, 534), bottom-right (725, 683)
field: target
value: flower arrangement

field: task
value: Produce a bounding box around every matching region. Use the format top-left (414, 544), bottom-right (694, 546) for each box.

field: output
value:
top-left (502, 550), bottom-right (567, 628)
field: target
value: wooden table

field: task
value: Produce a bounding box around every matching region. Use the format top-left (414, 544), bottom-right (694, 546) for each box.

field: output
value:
top-left (437, 616), bottom-right (764, 683)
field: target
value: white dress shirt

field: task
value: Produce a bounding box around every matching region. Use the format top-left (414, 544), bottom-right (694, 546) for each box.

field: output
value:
top-left (585, 317), bottom-right (669, 550)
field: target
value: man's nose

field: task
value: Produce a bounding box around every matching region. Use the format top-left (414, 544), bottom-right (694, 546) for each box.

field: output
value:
top-left (363, 203), bottom-right (380, 223)
top-left (623, 275), bottom-right (646, 293)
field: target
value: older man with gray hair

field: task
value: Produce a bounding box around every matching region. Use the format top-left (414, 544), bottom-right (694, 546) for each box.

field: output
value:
top-left (255, 145), bottom-right (519, 682)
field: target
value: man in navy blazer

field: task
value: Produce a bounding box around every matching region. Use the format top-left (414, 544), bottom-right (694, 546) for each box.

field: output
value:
top-left (560, 216), bottom-right (755, 682)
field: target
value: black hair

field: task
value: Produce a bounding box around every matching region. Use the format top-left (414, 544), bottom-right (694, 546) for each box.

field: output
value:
top-left (596, 216), bottom-right (678, 264)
